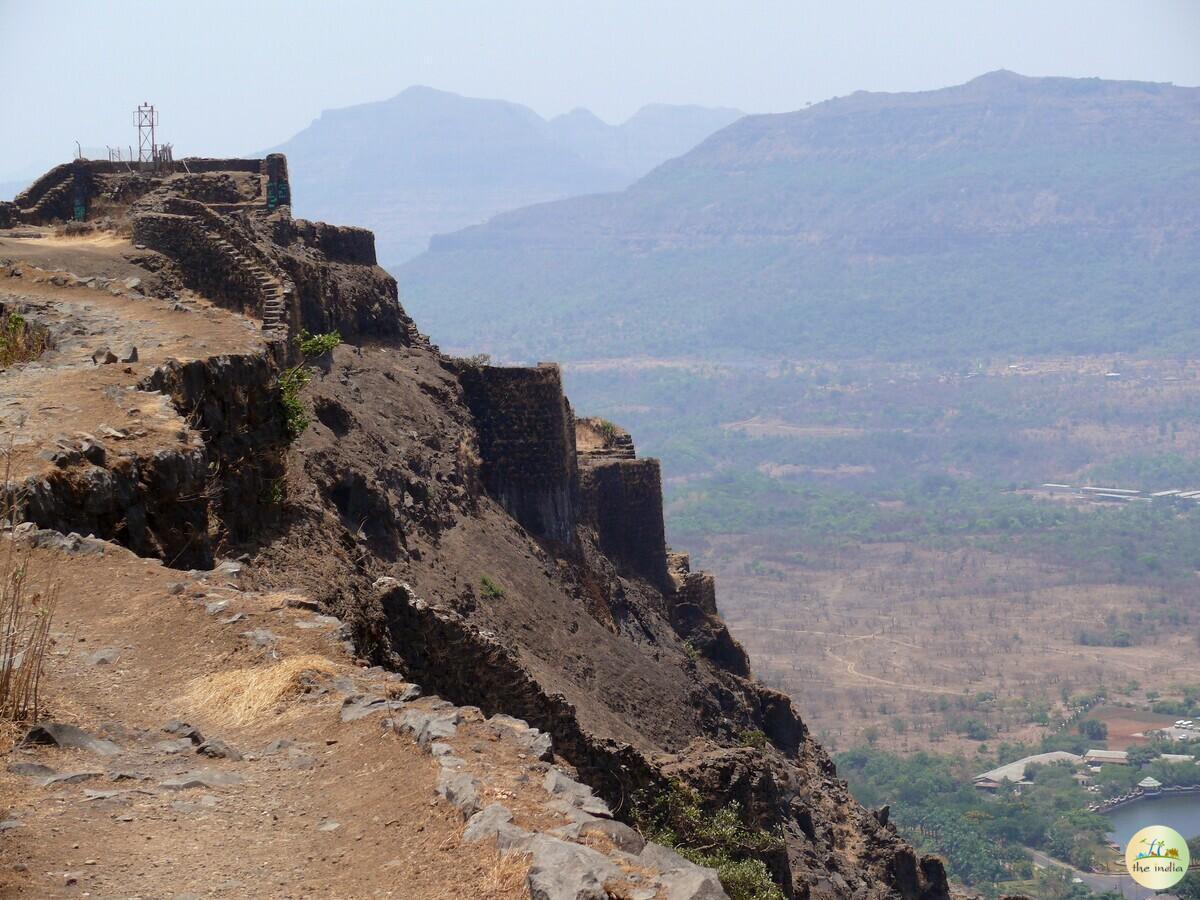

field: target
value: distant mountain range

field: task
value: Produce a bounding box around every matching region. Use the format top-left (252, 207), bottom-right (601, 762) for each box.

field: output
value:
top-left (267, 86), bottom-right (742, 263)
top-left (399, 71), bottom-right (1200, 362)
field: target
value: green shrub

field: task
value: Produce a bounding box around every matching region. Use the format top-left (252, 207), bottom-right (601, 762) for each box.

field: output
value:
top-left (595, 418), bottom-right (619, 443)
top-left (260, 478), bottom-right (285, 505)
top-left (738, 729), bottom-right (768, 750)
top-left (0, 312), bottom-right (50, 369)
top-left (279, 330), bottom-right (341, 440)
top-left (479, 575), bottom-right (505, 599)
top-left (631, 782), bottom-right (784, 900)
top-left (279, 364), bottom-right (314, 439)
top-left (296, 329), bottom-right (342, 357)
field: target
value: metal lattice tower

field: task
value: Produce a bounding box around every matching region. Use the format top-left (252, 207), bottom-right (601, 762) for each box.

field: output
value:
top-left (134, 102), bottom-right (158, 164)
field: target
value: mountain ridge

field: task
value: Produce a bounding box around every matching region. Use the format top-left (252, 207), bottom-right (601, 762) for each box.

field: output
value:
top-left (267, 85), bottom-right (743, 263)
top-left (399, 71), bottom-right (1200, 362)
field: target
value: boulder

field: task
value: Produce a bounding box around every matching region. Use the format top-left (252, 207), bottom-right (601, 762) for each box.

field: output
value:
top-left (20, 723), bottom-right (120, 756)
top-left (435, 768), bottom-right (481, 819)
top-left (85, 648), bottom-right (120, 666)
top-left (398, 708), bottom-right (461, 747)
top-left (462, 803), bottom-right (531, 848)
top-left (525, 833), bottom-right (622, 900)
top-left (197, 739), bottom-right (242, 761)
top-left (159, 769), bottom-right (244, 790)
top-left (543, 768), bottom-right (611, 818)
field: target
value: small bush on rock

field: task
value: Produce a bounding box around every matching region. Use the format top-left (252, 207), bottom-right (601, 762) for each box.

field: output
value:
top-left (480, 575), bottom-right (505, 599)
top-left (738, 729), bottom-right (768, 750)
top-left (595, 418), bottom-right (618, 443)
top-left (296, 330), bottom-right (342, 358)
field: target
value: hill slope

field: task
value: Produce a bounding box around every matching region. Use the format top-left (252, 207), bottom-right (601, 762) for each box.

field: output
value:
top-left (269, 86), bottom-right (741, 263)
top-left (399, 71), bottom-right (1200, 361)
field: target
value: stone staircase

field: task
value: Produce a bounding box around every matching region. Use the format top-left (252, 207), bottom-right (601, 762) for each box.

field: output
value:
top-left (13, 163), bottom-right (73, 209)
top-left (132, 204), bottom-right (294, 344)
top-left (198, 224), bottom-right (291, 339)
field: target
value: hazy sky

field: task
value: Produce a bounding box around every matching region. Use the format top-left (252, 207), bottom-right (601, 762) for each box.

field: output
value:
top-left (2, 1), bottom-right (1198, 180)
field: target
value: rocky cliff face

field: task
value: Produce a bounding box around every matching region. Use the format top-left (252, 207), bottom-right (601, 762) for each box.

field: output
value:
top-left (3, 156), bottom-right (951, 899)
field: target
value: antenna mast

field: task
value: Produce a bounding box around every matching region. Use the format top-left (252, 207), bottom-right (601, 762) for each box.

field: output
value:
top-left (134, 102), bottom-right (158, 164)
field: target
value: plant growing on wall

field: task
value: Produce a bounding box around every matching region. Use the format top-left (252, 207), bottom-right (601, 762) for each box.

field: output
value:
top-left (279, 330), bottom-right (341, 440)
top-left (595, 418), bottom-right (619, 443)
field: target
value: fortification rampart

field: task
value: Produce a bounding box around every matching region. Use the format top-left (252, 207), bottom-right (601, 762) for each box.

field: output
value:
top-left (456, 363), bottom-right (578, 543)
top-left (576, 417), bottom-right (636, 460)
top-left (132, 212), bottom-right (275, 318)
top-left (667, 552), bottom-right (753, 679)
top-left (8, 156), bottom-right (289, 226)
top-left (287, 219), bottom-right (378, 265)
top-left (578, 458), bottom-right (669, 587)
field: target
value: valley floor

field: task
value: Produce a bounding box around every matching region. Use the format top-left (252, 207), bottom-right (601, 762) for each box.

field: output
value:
top-left (708, 538), bottom-right (1197, 754)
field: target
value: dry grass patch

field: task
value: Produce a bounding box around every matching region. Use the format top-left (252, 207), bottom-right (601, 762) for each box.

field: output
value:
top-left (183, 654), bottom-right (340, 726)
top-left (0, 541), bottom-right (57, 724)
top-left (2, 453), bottom-right (58, 728)
top-left (481, 849), bottom-right (530, 897)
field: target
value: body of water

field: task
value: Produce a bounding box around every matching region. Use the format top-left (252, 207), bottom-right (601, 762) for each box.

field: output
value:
top-left (1105, 793), bottom-right (1200, 851)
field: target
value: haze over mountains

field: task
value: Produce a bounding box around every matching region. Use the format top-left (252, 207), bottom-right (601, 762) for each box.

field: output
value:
top-left (268, 86), bottom-right (742, 263)
top-left (400, 71), bottom-right (1200, 362)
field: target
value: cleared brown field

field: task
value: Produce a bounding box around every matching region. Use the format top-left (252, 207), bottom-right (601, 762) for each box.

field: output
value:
top-left (1089, 704), bottom-right (1179, 750)
top-left (703, 538), bottom-right (1199, 754)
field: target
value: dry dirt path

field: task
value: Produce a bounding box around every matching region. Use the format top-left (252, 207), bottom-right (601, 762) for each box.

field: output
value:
top-left (0, 537), bottom-right (533, 899)
top-left (0, 235), bottom-right (263, 484)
